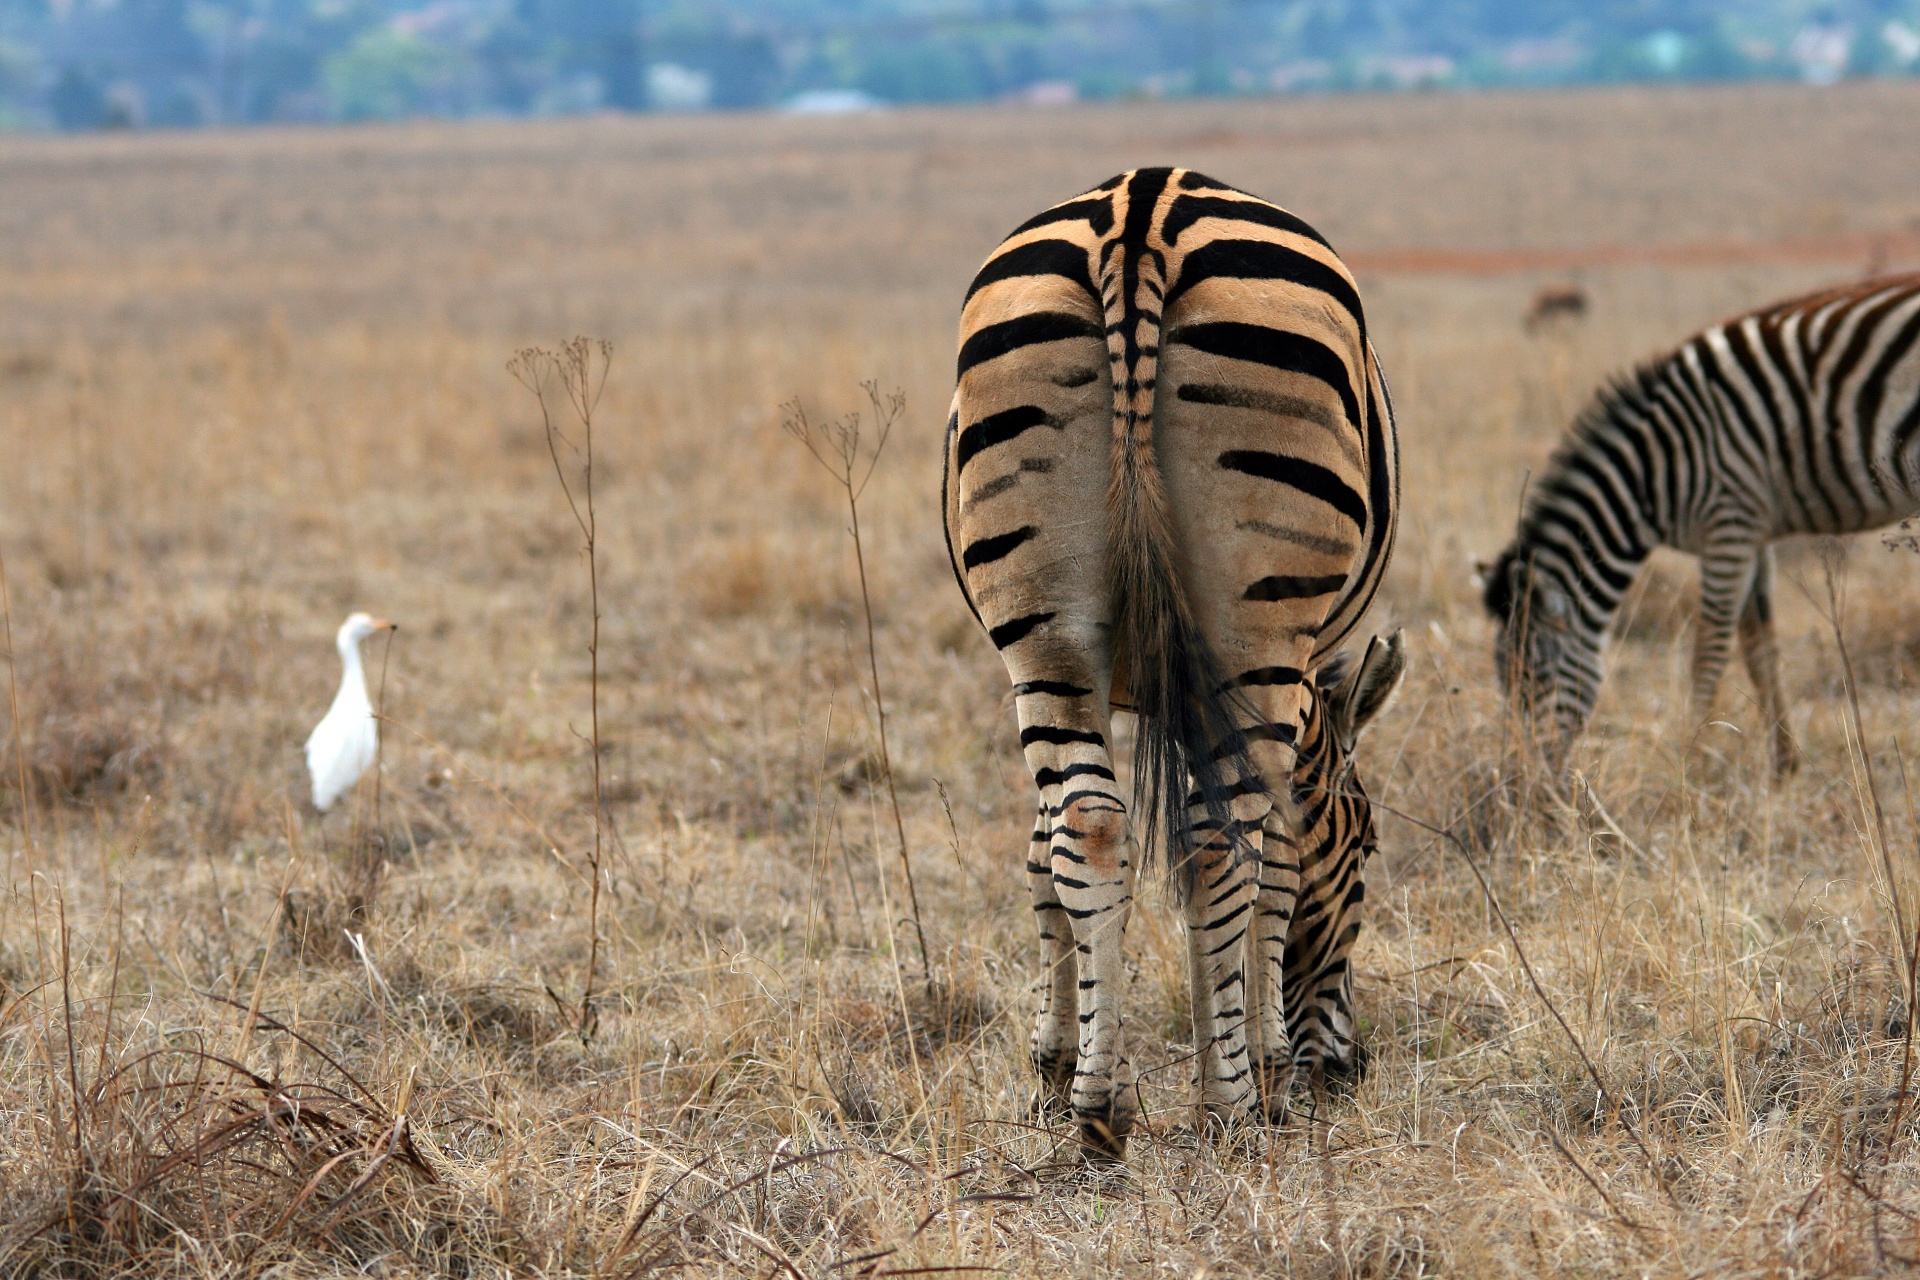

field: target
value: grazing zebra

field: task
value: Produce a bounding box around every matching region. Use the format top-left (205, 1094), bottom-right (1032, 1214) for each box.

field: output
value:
top-left (1483, 274), bottom-right (1920, 776)
top-left (943, 168), bottom-right (1400, 1158)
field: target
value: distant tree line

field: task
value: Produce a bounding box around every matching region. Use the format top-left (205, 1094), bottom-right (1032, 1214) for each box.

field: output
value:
top-left (2, 0), bottom-right (1919, 129)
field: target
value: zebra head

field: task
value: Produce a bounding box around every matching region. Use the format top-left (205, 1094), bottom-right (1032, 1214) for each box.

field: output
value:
top-left (1481, 545), bottom-right (1602, 755)
top-left (1305, 630), bottom-right (1408, 800)
top-left (1285, 631), bottom-right (1406, 1085)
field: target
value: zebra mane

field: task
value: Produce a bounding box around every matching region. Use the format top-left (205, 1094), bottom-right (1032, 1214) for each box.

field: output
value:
top-left (1524, 357), bottom-right (1665, 529)
top-left (1567, 361), bottom-right (1663, 447)
top-left (1482, 357), bottom-right (1668, 625)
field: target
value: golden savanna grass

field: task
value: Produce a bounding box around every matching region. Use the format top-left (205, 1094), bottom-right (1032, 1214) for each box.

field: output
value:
top-left (7, 81), bottom-right (1920, 1276)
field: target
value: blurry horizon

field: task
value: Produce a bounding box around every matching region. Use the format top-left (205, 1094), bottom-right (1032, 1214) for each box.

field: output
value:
top-left (2, 0), bottom-right (1918, 132)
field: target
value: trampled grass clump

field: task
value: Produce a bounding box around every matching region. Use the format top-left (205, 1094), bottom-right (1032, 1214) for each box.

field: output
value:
top-left (0, 1003), bottom-right (513, 1277)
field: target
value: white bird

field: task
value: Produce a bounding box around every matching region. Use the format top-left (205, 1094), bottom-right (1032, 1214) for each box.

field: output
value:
top-left (305, 612), bottom-right (396, 812)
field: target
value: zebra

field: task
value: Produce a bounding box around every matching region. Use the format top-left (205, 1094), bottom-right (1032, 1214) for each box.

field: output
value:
top-left (1482, 274), bottom-right (1920, 777)
top-left (943, 167), bottom-right (1400, 1158)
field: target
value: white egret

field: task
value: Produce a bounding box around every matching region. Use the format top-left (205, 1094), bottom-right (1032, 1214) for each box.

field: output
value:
top-left (305, 612), bottom-right (395, 812)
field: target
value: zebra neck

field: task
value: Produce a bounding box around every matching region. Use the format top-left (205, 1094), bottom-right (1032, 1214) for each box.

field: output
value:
top-left (1513, 528), bottom-right (1646, 644)
top-left (1515, 405), bottom-right (1663, 639)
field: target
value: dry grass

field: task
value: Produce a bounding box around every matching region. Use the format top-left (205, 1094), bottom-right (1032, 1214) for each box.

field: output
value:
top-left (6, 81), bottom-right (1920, 1276)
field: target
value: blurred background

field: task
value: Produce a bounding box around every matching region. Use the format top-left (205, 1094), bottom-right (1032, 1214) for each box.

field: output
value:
top-left (4, 0), bottom-right (1920, 130)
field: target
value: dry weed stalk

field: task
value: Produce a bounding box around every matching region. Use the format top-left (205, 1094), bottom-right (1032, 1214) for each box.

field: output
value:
top-left (510, 336), bottom-right (612, 1043)
top-left (1813, 542), bottom-right (1920, 1202)
top-left (1371, 786), bottom-right (1675, 1227)
top-left (0, 538), bottom-right (51, 996)
top-left (1, 540), bottom-right (35, 867)
top-left (782, 382), bottom-right (930, 984)
top-left (4, 997), bottom-right (465, 1273)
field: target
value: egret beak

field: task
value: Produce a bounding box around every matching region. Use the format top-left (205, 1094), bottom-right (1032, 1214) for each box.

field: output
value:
top-left (373, 619), bottom-right (397, 631)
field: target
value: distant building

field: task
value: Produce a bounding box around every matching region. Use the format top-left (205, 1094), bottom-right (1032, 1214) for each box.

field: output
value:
top-left (646, 63), bottom-right (711, 112)
top-left (1015, 81), bottom-right (1076, 107)
top-left (781, 89), bottom-right (884, 115)
top-left (1791, 24), bottom-right (1852, 84)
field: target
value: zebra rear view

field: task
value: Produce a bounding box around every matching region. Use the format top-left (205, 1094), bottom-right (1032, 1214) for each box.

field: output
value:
top-left (943, 169), bottom-right (1400, 1159)
top-left (1484, 274), bottom-right (1920, 776)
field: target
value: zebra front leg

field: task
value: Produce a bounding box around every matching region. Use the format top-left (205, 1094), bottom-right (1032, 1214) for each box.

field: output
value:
top-left (1691, 540), bottom-right (1758, 732)
top-left (1282, 632), bottom-right (1404, 1096)
top-left (1181, 787), bottom-right (1266, 1127)
top-left (1737, 546), bottom-right (1798, 776)
top-left (1028, 803), bottom-right (1079, 1115)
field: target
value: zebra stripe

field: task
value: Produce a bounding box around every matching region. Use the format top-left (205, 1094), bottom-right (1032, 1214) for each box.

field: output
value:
top-left (1484, 274), bottom-right (1920, 775)
top-left (943, 168), bottom-right (1400, 1157)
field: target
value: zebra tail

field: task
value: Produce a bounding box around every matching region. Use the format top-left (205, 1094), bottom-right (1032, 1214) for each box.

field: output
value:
top-left (1099, 245), bottom-right (1263, 904)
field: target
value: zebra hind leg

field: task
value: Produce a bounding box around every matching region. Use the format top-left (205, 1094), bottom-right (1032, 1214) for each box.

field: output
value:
top-left (1027, 802), bottom-right (1079, 1117)
top-left (1012, 689), bottom-right (1140, 1161)
top-left (1180, 783), bottom-right (1265, 1128)
top-left (1050, 786), bottom-right (1141, 1160)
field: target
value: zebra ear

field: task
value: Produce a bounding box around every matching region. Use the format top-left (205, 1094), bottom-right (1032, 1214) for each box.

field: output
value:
top-left (1327, 630), bottom-right (1407, 746)
top-left (1470, 558), bottom-right (1493, 590)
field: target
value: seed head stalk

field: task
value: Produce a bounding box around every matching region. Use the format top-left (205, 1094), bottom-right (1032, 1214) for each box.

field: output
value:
top-left (782, 383), bottom-right (930, 984)
top-left (510, 337), bottom-right (612, 1042)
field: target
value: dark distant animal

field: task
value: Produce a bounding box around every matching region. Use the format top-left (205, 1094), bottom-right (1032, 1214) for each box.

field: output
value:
top-left (1483, 274), bottom-right (1920, 776)
top-left (1524, 283), bottom-right (1589, 331)
top-left (943, 168), bottom-right (1401, 1158)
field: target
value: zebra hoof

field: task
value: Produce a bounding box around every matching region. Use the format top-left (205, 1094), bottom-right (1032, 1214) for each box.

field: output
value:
top-left (1030, 1048), bottom-right (1076, 1101)
top-left (1255, 1058), bottom-right (1298, 1125)
top-left (1072, 1087), bottom-right (1138, 1163)
top-left (1195, 1100), bottom-right (1263, 1143)
top-left (1315, 1039), bottom-right (1371, 1096)
top-left (1074, 1114), bottom-right (1129, 1163)
top-left (1258, 1094), bottom-right (1293, 1128)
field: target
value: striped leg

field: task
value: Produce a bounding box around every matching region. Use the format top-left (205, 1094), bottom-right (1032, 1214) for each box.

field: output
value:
top-left (1267, 635), bottom-right (1403, 1107)
top-left (1198, 677), bottom-right (1310, 1125)
top-left (1252, 806), bottom-right (1304, 1119)
top-left (1181, 784), bottom-right (1266, 1122)
top-left (1737, 546), bottom-right (1799, 776)
top-left (1028, 802), bottom-right (1079, 1111)
top-left (1692, 537), bottom-right (1759, 727)
top-left (1012, 672), bottom-right (1139, 1160)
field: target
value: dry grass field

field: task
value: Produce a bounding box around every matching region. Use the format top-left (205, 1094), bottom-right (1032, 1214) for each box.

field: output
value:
top-left (8, 79), bottom-right (1920, 1277)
